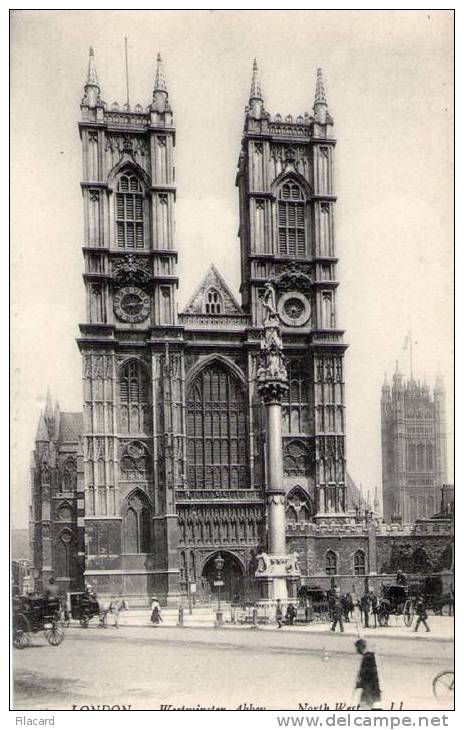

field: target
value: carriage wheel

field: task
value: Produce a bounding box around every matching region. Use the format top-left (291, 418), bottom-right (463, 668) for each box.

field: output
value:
top-left (403, 599), bottom-right (414, 627)
top-left (433, 671), bottom-right (454, 703)
top-left (79, 615), bottom-right (89, 628)
top-left (45, 621), bottom-right (64, 647)
top-left (13, 613), bottom-right (31, 649)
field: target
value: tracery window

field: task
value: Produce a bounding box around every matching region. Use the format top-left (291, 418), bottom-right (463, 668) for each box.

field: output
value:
top-left (119, 360), bottom-right (152, 434)
top-left (285, 488), bottom-right (313, 523)
top-left (283, 441), bottom-right (310, 476)
top-left (325, 550), bottom-right (337, 576)
top-left (122, 491), bottom-right (151, 553)
top-left (282, 359), bottom-right (310, 433)
top-left (204, 288), bottom-right (223, 314)
top-left (62, 458), bottom-right (77, 491)
top-left (186, 363), bottom-right (248, 489)
top-left (353, 549), bottom-right (366, 575)
top-left (116, 174), bottom-right (145, 249)
top-left (278, 182), bottom-right (307, 257)
top-left (55, 530), bottom-right (75, 577)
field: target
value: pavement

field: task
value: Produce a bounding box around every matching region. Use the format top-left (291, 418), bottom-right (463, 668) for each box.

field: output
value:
top-left (13, 622), bottom-right (454, 711)
top-left (109, 605), bottom-right (454, 642)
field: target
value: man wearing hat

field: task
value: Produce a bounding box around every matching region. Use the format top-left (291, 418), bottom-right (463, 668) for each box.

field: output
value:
top-left (353, 638), bottom-right (382, 709)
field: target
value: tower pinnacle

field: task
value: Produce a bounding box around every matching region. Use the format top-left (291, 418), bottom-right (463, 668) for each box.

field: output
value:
top-left (313, 67), bottom-right (328, 124)
top-left (151, 53), bottom-right (171, 115)
top-left (250, 58), bottom-right (263, 101)
top-left (247, 59), bottom-right (265, 120)
top-left (82, 46), bottom-right (102, 108)
top-left (87, 46), bottom-right (99, 87)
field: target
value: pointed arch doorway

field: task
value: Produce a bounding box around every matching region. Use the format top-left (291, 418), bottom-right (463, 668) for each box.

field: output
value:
top-left (201, 552), bottom-right (245, 601)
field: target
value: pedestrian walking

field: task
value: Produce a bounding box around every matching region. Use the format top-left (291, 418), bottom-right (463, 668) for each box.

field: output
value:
top-left (150, 596), bottom-right (162, 626)
top-left (369, 591), bottom-right (378, 629)
top-left (353, 639), bottom-right (382, 710)
top-left (275, 598), bottom-right (283, 628)
top-left (360, 592), bottom-right (370, 628)
top-left (414, 596), bottom-right (430, 632)
top-left (330, 590), bottom-right (344, 633)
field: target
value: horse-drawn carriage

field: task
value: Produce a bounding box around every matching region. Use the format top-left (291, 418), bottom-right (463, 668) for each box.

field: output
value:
top-left (376, 583), bottom-right (415, 626)
top-left (67, 592), bottom-right (128, 627)
top-left (13, 594), bottom-right (65, 648)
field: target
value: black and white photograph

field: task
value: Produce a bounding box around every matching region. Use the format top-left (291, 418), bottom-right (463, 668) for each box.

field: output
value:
top-left (10, 9), bottom-right (454, 715)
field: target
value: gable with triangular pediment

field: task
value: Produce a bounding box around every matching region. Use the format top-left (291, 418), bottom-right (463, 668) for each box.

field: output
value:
top-left (182, 264), bottom-right (243, 315)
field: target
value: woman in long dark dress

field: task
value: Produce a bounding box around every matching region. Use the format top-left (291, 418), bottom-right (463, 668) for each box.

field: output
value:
top-left (354, 639), bottom-right (382, 709)
top-left (150, 596), bottom-right (162, 626)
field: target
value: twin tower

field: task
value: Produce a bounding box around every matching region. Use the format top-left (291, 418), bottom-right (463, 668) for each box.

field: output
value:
top-left (77, 50), bottom-right (346, 603)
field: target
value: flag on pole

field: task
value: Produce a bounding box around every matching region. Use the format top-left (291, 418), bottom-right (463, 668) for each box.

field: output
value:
top-left (402, 331), bottom-right (411, 350)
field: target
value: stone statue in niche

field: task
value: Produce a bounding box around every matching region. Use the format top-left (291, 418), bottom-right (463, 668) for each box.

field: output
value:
top-left (257, 282), bottom-right (288, 400)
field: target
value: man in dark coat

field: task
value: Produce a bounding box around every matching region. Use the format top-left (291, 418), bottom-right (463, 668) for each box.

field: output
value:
top-left (330, 591), bottom-right (344, 632)
top-left (369, 591), bottom-right (379, 628)
top-left (360, 592), bottom-right (370, 628)
top-left (414, 596), bottom-right (430, 632)
top-left (354, 639), bottom-right (382, 709)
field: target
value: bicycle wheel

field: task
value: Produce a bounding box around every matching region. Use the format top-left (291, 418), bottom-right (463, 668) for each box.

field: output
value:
top-left (433, 671), bottom-right (454, 703)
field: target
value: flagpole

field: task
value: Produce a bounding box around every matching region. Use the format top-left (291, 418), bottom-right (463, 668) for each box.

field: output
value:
top-left (124, 37), bottom-right (130, 107)
top-left (409, 330), bottom-right (413, 380)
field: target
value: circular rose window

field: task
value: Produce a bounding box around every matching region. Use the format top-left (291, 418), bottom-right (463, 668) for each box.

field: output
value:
top-left (278, 291), bottom-right (311, 327)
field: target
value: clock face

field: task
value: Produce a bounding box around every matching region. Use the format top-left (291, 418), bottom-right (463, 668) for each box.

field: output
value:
top-left (278, 291), bottom-right (311, 327)
top-left (114, 286), bottom-right (150, 323)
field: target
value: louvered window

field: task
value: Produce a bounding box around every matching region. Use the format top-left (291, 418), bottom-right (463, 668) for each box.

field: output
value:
top-left (187, 364), bottom-right (248, 489)
top-left (282, 359), bottom-right (310, 433)
top-left (119, 360), bottom-right (152, 434)
top-left (278, 182), bottom-right (307, 257)
top-left (115, 174), bottom-right (145, 249)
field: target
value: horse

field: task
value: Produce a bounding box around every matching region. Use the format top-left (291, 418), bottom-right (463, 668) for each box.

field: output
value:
top-left (104, 598), bottom-right (129, 628)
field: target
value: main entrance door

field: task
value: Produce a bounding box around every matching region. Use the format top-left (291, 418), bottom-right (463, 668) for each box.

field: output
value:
top-left (202, 552), bottom-right (244, 601)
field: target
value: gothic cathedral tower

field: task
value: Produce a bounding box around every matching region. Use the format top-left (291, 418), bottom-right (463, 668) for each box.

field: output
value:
top-left (78, 50), bottom-right (181, 602)
top-left (236, 64), bottom-right (348, 521)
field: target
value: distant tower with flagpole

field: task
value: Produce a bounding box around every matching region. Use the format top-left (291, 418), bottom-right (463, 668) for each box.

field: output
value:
top-left (381, 353), bottom-right (447, 523)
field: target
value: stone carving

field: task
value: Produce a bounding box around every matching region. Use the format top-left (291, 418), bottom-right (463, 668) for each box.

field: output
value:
top-left (255, 551), bottom-right (300, 577)
top-left (257, 283), bottom-right (288, 402)
top-left (274, 262), bottom-right (312, 293)
top-left (105, 134), bottom-right (149, 158)
top-left (112, 253), bottom-right (151, 286)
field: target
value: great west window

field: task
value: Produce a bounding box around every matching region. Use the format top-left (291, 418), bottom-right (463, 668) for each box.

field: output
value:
top-left (278, 182), bottom-right (306, 257)
top-left (116, 174), bottom-right (145, 249)
top-left (187, 364), bottom-right (248, 489)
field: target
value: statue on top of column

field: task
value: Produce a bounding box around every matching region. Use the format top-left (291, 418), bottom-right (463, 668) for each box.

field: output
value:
top-left (257, 282), bottom-right (288, 400)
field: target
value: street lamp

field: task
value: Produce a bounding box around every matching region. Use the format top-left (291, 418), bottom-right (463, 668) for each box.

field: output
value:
top-left (214, 553), bottom-right (225, 627)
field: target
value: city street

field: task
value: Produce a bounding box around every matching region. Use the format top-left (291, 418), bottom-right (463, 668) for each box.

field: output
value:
top-left (13, 620), bottom-right (453, 711)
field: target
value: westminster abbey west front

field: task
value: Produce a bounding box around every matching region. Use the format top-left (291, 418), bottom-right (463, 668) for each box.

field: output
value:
top-left (30, 52), bottom-right (453, 605)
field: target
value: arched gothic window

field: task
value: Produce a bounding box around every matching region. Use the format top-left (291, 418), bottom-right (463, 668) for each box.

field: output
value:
top-left (62, 458), bottom-right (77, 491)
top-left (116, 174), bottom-right (145, 249)
top-left (119, 360), bottom-right (152, 434)
top-left (55, 530), bottom-right (75, 577)
top-left (426, 444), bottom-right (434, 471)
top-left (186, 363), bottom-right (248, 490)
top-left (204, 288), bottom-right (223, 315)
top-left (278, 182), bottom-right (307, 257)
top-left (283, 441), bottom-right (310, 476)
top-left (282, 359), bottom-right (310, 433)
top-left (57, 503), bottom-right (73, 522)
top-left (285, 488), bottom-right (313, 523)
top-left (122, 491), bottom-right (151, 553)
top-left (325, 550), bottom-right (337, 576)
top-left (353, 550), bottom-right (366, 576)
top-left (412, 547), bottom-right (430, 572)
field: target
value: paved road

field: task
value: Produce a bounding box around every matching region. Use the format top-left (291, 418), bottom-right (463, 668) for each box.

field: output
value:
top-left (13, 625), bottom-right (454, 711)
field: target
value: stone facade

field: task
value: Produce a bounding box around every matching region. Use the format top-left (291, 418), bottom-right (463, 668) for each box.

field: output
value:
top-left (29, 53), bottom-right (453, 604)
top-left (381, 367), bottom-right (448, 523)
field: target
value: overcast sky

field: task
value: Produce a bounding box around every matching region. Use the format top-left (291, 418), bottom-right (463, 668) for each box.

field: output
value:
top-left (11, 10), bottom-right (454, 529)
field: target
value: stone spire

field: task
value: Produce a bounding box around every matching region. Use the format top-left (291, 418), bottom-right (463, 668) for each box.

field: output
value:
top-left (36, 411), bottom-right (49, 442)
top-left (150, 53), bottom-right (171, 116)
top-left (87, 46), bottom-right (99, 86)
top-left (247, 59), bottom-right (265, 120)
top-left (154, 52), bottom-right (167, 92)
top-left (82, 46), bottom-right (102, 108)
top-left (313, 67), bottom-right (328, 124)
top-left (250, 58), bottom-right (263, 101)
